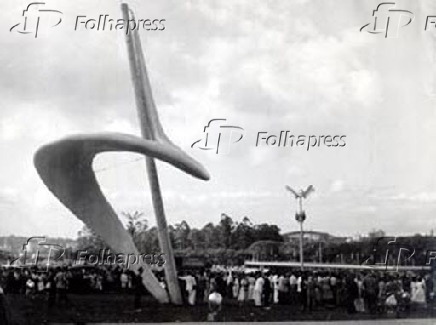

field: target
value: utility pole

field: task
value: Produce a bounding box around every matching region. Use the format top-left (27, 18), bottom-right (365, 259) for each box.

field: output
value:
top-left (285, 185), bottom-right (315, 271)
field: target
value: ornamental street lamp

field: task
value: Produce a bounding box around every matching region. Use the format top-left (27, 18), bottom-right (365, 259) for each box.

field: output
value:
top-left (285, 185), bottom-right (315, 271)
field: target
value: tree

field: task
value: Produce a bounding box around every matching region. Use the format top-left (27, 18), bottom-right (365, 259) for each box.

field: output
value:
top-left (231, 216), bottom-right (254, 250)
top-left (368, 229), bottom-right (386, 238)
top-left (201, 222), bottom-right (222, 248)
top-left (121, 211), bottom-right (151, 252)
top-left (220, 213), bottom-right (234, 248)
top-left (76, 225), bottom-right (105, 252)
top-left (190, 228), bottom-right (206, 250)
top-left (122, 211), bottom-right (148, 237)
top-left (141, 226), bottom-right (160, 253)
top-left (174, 220), bottom-right (191, 249)
top-left (253, 224), bottom-right (282, 242)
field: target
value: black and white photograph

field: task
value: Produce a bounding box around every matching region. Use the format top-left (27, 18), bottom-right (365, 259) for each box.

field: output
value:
top-left (1, 0), bottom-right (436, 324)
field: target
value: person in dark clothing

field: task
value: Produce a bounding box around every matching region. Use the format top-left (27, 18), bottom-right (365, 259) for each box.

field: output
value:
top-left (5, 272), bottom-right (14, 294)
top-left (425, 274), bottom-right (433, 303)
top-left (47, 271), bottom-right (56, 308)
top-left (133, 268), bottom-right (144, 311)
top-left (300, 275), bottom-right (308, 312)
top-left (263, 273), bottom-right (272, 307)
top-left (345, 274), bottom-right (359, 314)
top-left (286, 275), bottom-right (293, 305)
top-left (196, 272), bottom-right (206, 304)
top-left (178, 271), bottom-right (187, 304)
top-left (363, 273), bottom-right (378, 314)
top-left (0, 293), bottom-right (9, 325)
top-left (55, 269), bottom-right (68, 304)
top-left (215, 274), bottom-right (226, 297)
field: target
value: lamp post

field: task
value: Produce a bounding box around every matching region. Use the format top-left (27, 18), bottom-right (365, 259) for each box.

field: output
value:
top-left (285, 185), bottom-right (314, 271)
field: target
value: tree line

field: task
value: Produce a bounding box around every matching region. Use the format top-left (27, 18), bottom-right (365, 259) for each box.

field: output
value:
top-left (77, 212), bottom-right (283, 255)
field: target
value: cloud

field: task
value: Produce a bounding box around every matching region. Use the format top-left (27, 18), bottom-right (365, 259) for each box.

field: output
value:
top-left (1, 0), bottom-right (436, 238)
top-left (330, 180), bottom-right (345, 193)
top-left (389, 192), bottom-right (436, 203)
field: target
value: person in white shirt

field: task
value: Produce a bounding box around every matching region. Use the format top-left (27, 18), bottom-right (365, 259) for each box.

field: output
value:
top-left (277, 274), bottom-right (286, 304)
top-left (180, 272), bottom-right (197, 305)
top-left (330, 275), bottom-right (337, 304)
top-left (238, 276), bottom-right (248, 304)
top-left (120, 271), bottom-right (129, 291)
top-left (232, 277), bottom-right (239, 299)
top-left (248, 274), bottom-right (256, 300)
top-left (411, 276), bottom-right (426, 305)
top-left (297, 275), bottom-right (302, 293)
top-left (37, 275), bottom-right (45, 293)
top-left (208, 285), bottom-right (222, 321)
top-left (290, 273), bottom-right (297, 304)
top-left (254, 273), bottom-right (265, 306)
top-left (297, 275), bottom-right (303, 309)
top-left (271, 274), bottom-right (279, 304)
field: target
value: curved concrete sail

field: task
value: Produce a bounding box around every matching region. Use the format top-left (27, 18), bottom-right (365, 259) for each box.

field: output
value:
top-left (33, 3), bottom-right (210, 305)
top-left (34, 133), bottom-right (209, 303)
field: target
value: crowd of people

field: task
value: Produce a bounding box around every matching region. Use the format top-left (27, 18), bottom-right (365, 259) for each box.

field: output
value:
top-left (179, 269), bottom-right (433, 316)
top-left (0, 264), bottom-right (434, 317)
top-left (0, 265), bottom-right (149, 309)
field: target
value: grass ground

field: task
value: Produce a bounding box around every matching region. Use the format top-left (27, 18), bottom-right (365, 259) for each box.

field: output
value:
top-left (2, 293), bottom-right (435, 324)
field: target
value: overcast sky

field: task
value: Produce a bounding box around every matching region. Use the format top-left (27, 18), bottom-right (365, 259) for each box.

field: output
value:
top-left (1, 0), bottom-right (436, 239)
